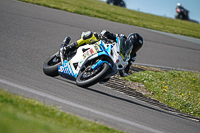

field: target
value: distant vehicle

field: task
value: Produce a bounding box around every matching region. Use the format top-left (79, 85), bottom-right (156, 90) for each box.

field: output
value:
top-left (175, 3), bottom-right (199, 23)
top-left (175, 6), bottom-right (189, 20)
top-left (107, 0), bottom-right (126, 8)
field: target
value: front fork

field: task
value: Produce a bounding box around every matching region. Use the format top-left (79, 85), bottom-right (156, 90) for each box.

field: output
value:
top-left (59, 47), bottom-right (64, 65)
top-left (91, 60), bottom-right (112, 70)
top-left (59, 36), bottom-right (71, 64)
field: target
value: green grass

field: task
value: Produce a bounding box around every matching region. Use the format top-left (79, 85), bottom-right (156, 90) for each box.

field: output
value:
top-left (0, 89), bottom-right (123, 133)
top-left (19, 0), bottom-right (200, 39)
top-left (123, 70), bottom-right (200, 118)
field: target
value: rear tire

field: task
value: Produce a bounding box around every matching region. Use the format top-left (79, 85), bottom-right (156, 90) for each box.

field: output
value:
top-left (76, 63), bottom-right (110, 87)
top-left (43, 52), bottom-right (61, 77)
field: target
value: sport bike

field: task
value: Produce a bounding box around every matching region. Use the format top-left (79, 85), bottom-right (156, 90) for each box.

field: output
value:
top-left (43, 36), bottom-right (131, 87)
top-left (175, 7), bottom-right (199, 23)
top-left (175, 7), bottom-right (189, 20)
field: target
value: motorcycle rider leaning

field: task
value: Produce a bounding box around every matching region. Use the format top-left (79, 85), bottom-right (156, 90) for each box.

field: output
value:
top-left (60, 30), bottom-right (143, 77)
top-left (176, 3), bottom-right (189, 20)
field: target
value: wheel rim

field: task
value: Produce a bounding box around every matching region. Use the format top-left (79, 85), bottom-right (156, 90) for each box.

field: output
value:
top-left (81, 66), bottom-right (102, 81)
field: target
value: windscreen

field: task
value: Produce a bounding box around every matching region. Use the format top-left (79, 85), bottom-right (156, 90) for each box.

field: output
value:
top-left (118, 37), bottom-right (133, 61)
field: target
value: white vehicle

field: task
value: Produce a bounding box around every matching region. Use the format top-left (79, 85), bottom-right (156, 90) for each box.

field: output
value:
top-left (43, 36), bottom-right (131, 87)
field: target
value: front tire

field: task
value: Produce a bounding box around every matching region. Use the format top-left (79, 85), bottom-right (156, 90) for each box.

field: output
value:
top-left (43, 52), bottom-right (61, 77)
top-left (76, 63), bottom-right (110, 87)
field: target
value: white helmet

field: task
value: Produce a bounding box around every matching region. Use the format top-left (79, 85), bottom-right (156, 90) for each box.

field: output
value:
top-left (177, 3), bottom-right (181, 6)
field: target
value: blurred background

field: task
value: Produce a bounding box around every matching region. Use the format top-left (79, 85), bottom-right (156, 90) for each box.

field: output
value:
top-left (100, 0), bottom-right (200, 23)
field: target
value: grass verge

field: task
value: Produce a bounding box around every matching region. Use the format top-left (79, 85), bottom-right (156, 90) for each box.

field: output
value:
top-left (0, 89), bottom-right (123, 133)
top-left (123, 69), bottom-right (200, 118)
top-left (18, 0), bottom-right (200, 39)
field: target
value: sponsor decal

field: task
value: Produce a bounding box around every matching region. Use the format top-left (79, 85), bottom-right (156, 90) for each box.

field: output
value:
top-left (58, 61), bottom-right (77, 77)
top-left (90, 48), bottom-right (94, 54)
top-left (83, 45), bottom-right (99, 59)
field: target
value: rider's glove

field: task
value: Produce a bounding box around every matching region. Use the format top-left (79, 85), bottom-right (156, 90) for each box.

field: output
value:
top-left (116, 34), bottom-right (127, 39)
top-left (100, 30), bottom-right (117, 41)
top-left (98, 34), bottom-right (108, 42)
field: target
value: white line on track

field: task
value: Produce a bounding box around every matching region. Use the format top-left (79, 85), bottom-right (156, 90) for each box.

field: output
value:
top-left (0, 78), bottom-right (164, 133)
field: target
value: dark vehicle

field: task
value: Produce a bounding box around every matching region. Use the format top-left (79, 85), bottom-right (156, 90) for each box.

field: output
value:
top-left (107, 0), bottom-right (126, 8)
top-left (175, 3), bottom-right (199, 23)
top-left (175, 6), bottom-right (189, 20)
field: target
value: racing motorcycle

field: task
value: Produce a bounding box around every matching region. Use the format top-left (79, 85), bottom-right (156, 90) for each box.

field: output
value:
top-left (107, 0), bottom-right (126, 8)
top-left (175, 7), bottom-right (189, 20)
top-left (43, 36), bottom-right (131, 88)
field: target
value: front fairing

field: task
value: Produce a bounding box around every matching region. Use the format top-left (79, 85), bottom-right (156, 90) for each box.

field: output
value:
top-left (59, 44), bottom-right (98, 78)
top-left (58, 41), bottom-right (112, 78)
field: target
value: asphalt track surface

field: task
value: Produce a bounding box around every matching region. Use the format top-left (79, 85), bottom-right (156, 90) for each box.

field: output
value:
top-left (0, 0), bottom-right (200, 133)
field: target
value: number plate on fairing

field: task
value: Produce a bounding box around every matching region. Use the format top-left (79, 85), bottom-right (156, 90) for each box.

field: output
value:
top-left (83, 45), bottom-right (99, 59)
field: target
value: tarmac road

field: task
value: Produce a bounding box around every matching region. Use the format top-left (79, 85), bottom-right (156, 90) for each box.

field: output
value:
top-left (0, 0), bottom-right (200, 133)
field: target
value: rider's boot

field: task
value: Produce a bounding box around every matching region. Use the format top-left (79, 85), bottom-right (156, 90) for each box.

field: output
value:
top-left (119, 56), bottom-right (136, 77)
top-left (119, 70), bottom-right (128, 77)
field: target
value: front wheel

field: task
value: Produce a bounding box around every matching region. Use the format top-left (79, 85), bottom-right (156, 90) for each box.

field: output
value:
top-left (76, 63), bottom-right (111, 87)
top-left (43, 52), bottom-right (61, 77)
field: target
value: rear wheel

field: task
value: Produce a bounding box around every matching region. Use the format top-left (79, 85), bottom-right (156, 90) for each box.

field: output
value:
top-left (43, 52), bottom-right (61, 77)
top-left (76, 63), bottom-right (110, 87)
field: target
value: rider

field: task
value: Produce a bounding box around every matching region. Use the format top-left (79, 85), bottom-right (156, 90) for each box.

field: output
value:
top-left (60, 30), bottom-right (143, 77)
top-left (176, 3), bottom-right (189, 20)
top-left (176, 3), bottom-right (186, 11)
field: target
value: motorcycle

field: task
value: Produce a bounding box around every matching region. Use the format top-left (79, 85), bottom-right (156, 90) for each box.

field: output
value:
top-left (175, 7), bottom-right (189, 20)
top-left (43, 36), bottom-right (131, 87)
top-left (175, 7), bottom-right (199, 23)
top-left (107, 0), bottom-right (126, 8)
